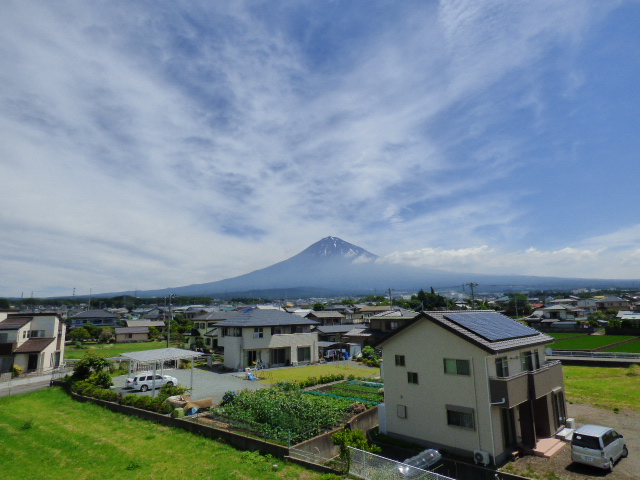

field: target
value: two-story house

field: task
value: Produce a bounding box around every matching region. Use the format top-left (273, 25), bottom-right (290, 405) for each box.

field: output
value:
top-left (183, 311), bottom-right (239, 351)
top-left (0, 313), bottom-right (66, 374)
top-left (596, 296), bottom-right (630, 312)
top-left (377, 310), bottom-right (566, 466)
top-left (216, 309), bottom-right (319, 371)
top-left (305, 310), bottom-right (345, 326)
top-left (68, 309), bottom-right (120, 329)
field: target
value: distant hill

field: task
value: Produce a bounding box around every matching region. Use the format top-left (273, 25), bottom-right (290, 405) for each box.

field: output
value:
top-left (92, 236), bottom-right (639, 299)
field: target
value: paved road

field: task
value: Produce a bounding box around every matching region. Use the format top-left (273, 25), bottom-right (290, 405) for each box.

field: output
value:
top-left (112, 366), bottom-right (267, 403)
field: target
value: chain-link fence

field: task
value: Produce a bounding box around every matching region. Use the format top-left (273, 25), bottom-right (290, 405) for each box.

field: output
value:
top-left (348, 447), bottom-right (456, 480)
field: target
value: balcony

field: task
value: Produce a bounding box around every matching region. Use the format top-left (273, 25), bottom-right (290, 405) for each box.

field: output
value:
top-left (489, 361), bottom-right (563, 408)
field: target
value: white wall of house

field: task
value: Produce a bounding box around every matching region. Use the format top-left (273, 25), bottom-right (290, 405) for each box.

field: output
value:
top-left (220, 327), bottom-right (318, 370)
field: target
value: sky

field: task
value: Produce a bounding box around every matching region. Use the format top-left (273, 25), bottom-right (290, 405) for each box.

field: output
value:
top-left (2, 0), bottom-right (640, 298)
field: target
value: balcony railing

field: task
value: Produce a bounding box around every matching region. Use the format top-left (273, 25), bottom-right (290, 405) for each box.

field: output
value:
top-left (489, 361), bottom-right (563, 408)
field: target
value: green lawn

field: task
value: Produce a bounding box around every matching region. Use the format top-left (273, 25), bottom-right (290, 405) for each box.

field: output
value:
top-left (564, 365), bottom-right (640, 411)
top-left (551, 335), bottom-right (637, 350)
top-left (603, 339), bottom-right (640, 353)
top-left (0, 388), bottom-right (328, 480)
top-left (258, 362), bottom-right (380, 384)
top-left (65, 341), bottom-right (176, 359)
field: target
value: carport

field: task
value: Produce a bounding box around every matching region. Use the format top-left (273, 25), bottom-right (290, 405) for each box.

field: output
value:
top-left (122, 347), bottom-right (204, 397)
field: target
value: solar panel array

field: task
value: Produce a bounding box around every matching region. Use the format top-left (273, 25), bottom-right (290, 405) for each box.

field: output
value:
top-left (443, 312), bottom-right (539, 342)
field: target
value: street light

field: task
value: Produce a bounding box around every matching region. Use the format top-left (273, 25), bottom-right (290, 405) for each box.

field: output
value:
top-left (167, 294), bottom-right (176, 348)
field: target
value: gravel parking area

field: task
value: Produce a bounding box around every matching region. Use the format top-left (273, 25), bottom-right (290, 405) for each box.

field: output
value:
top-left (502, 403), bottom-right (639, 480)
top-left (112, 366), bottom-right (267, 403)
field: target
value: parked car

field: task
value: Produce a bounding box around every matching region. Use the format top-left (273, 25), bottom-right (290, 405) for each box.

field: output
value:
top-left (571, 424), bottom-right (628, 471)
top-left (125, 372), bottom-right (178, 392)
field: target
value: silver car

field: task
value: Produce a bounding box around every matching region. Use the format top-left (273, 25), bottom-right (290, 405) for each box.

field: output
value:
top-left (571, 424), bottom-right (628, 472)
top-left (125, 372), bottom-right (178, 392)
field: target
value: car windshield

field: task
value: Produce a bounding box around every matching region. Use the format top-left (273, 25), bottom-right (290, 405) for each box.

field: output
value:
top-left (573, 434), bottom-right (601, 450)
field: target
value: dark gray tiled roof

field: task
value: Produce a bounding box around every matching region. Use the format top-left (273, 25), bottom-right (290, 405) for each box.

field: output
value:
top-left (215, 309), bottom-right (319, 327)
top-left (377, 310), bottom-right (554, 353)
top-left (192, 311), bottom-right (240, 321)
top-left (313, 325), bottom-right (355, 334)
top-left (72, 309), bottom-right (119, 319)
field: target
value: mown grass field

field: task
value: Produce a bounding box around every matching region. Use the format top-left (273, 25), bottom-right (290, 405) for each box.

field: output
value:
top-left (258, 362), bottom-right (379, 384)
top-left (0, 388), bottom-right (329, 480)
top-left (64, 341), bottom-right (173, 359)
top-left (603, 339), bottom-right (640, 353)
top-left (551, 335), bottom-right (637, 350)
top-left (564, 365), bottom-right (640, 411)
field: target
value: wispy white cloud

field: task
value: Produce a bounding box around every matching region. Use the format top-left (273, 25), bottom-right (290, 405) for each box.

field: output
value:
top-left (0, 1), bottom-right (636, 297)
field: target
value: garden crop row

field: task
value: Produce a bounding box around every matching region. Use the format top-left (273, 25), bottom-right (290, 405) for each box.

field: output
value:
top-left (211, 386), bottom-right (363, 444)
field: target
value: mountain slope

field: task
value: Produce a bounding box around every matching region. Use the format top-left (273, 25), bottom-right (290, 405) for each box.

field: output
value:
top-left (94, 236), bottom-right (639, 298)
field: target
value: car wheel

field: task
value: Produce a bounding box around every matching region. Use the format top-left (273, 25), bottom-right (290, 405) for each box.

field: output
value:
top-left (140, 385), bottom-right (149, 392)
top-left (622, 446), bottom-right (629, 458)
top-left (166, 381), bottom-right (173, 386)
top-left (608, 458), bottom-right (614, 472)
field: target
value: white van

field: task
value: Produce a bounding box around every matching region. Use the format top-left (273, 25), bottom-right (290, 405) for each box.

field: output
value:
top-left (571, 424), bottom-right (628, 472)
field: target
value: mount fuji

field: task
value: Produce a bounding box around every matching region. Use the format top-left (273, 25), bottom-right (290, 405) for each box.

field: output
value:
top-left (95, 236), bottom-right (636, 299)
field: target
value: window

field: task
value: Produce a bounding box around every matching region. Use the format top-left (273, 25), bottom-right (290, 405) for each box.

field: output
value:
top-left (446, 405), bottom-right (475, 429)
top-left (407, 372), bottom-right (418, 384)
top-left (495, 357), bottom-right (509, 378)
top-left (272, 326), bottom-right (283, 335)
top-left (253, 327), bottom-right (263, 339)
top-left (521, 351), bottom-right (540, 371)
top-left (389, 321), bottom-right (399, 330)
top-left (297, 346), bottom-right (311, 362)
top-left (0, 333), bottom-right (7, 343)
top-left (444, 358), bottom-right (471, 376)
top-left (395, 355), bottom-right (405, 367)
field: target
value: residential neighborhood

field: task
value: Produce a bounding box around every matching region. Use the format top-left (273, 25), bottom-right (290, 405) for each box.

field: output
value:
top-left (2, 288), bottom-right (640, 480)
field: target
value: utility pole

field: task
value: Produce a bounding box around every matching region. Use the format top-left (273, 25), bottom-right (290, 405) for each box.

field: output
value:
top-left (466, 283), bottom-right (478, 309)
top-left (167, 294), bottom-right (175, 348)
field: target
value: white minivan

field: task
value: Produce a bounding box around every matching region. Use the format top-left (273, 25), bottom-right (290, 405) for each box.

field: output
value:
top-left (571, 424), bottom-right (628, 472)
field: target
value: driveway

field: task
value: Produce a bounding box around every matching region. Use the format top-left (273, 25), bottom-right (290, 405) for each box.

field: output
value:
top-left (112, 366), bottom-right (266, 403)
top-left (503, 403), bottom-right (639, 480)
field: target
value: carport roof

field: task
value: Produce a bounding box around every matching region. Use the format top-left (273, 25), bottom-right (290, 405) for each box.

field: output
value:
top-left (121, 347), bottom-right (204, 363)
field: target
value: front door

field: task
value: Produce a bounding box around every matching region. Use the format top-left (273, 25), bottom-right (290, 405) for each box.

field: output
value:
top-left (502, 408), bottom-right (517, 450)
top-left (518, 401), bottom-right (536, 448)
top-left (28, 354), bottom-right (38, 371)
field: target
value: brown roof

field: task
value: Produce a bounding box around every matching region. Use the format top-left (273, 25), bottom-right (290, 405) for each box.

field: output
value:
top-left (0, 317), bottom-right (30, 330)
top-left (14, 337), bottom-right (55, 353)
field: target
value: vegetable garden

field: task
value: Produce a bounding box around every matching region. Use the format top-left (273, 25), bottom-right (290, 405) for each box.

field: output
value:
top-left (209, 384), bottom-right (370, 444)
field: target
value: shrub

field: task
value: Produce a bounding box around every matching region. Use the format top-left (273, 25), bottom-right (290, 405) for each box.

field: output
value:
top-left (332, 427), bottom-right (381, 470)
top-left (221, 391), bottom-right (238, 406)
top-left (120, 394), bottom-right (139, 407)
top-left (179, 359), bottom-right (192, 369)
top-left (11, 364), bottom-right (23, 378)
top-left (134, 395), bottom-right (154, 410)
top-left (158, 383), bottom-right (189, 402)
top-left (87, 370), bottom-right (113, 389)
top-left (627, 365), bottom-right (640, 377)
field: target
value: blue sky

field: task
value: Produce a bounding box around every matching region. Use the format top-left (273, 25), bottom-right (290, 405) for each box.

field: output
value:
top-left (2, 1), bottom-right (640, 298)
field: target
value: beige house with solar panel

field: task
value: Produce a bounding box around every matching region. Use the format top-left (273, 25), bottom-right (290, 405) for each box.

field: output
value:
top-left (377, 310), bottom-right (567, 466)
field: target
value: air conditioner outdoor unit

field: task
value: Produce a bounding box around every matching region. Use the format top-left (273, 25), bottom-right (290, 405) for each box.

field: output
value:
top-left (473, 450), bottom-right (490, 466)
